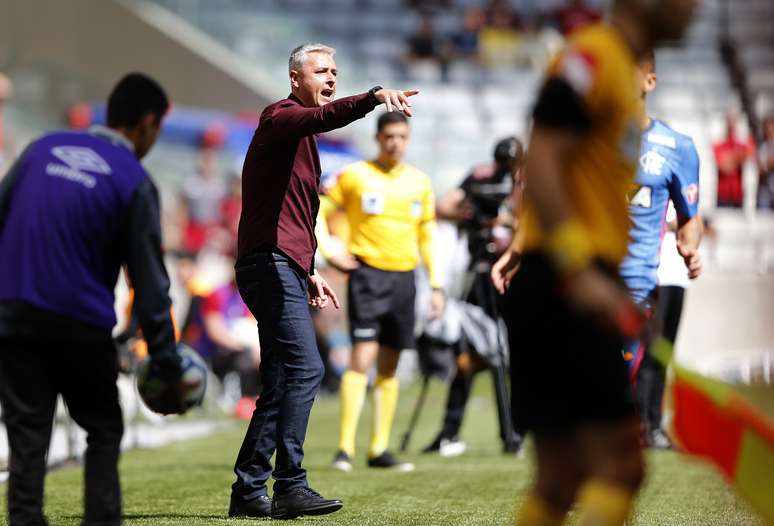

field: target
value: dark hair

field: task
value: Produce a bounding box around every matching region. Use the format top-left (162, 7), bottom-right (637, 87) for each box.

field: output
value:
top-left (107, 73), bottom-right (169, 129)
top-left (493, 136), bottom-right (524, 164)
top-left (377, 111), bottom-right (408, 133)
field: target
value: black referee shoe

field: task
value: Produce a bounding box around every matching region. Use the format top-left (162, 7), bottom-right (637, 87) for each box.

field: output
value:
top-left (271, 486), bottom-right (343, 520)
top-left (228, 494), bottom-right (271, 518)
top-left (367, 450), bottom-right (415, 471)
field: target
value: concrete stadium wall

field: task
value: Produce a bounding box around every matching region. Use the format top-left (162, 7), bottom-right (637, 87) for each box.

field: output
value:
top-left (0, 0), bottom-right (281, 112)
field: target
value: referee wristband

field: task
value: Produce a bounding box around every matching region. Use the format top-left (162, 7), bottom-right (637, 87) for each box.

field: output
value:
top-left (546, 219), bottom-right (593, 275)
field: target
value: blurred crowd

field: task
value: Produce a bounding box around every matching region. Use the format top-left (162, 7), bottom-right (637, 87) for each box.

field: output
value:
top-left (402, 0), bottom-right (602, 79)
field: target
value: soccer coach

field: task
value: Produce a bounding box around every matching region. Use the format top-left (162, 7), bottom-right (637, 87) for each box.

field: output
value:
top-left (229, 43), bottom-right (417, 520)
top-left (0, 73), bottom-right (183, 526)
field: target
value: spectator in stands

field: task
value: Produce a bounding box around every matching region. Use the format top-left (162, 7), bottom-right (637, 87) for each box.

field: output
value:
top-left (404, 14), bottom-right (448, 81)
top-left (181, 147), bottom-right (228, 253)
top-left (220, 175), bottom-right (242, 255)
top-left (479, 0), bottom-right (522, 68)
top-left (552, 0), bottom-right (602, 35)
top-left (406, 0), bottom-right (451, 8)
top-left (757, 115), bottom-right (774, 209)
top-left (0, 73), bottom-right (13, 171)
top-left (714, 112), bottom-right (755, 208)
top-left (448, 7), bottom-right (486, 61)
top-left (186, 278), bottom-right (261, 408)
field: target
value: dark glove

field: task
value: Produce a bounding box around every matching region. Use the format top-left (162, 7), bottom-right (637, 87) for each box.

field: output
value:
top-left (148, 351), bottom-right (183, 383)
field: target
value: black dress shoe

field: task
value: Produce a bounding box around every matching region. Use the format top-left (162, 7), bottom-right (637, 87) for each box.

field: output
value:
top-left (271, 486), bottom-right (343, 520)
top-left (228, 494), bottom-right (272, 518)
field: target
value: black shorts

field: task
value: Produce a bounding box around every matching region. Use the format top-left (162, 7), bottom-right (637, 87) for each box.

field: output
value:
top-left (347, 263), bottom-right (416, 350)
top-left (504, 252), bottom-right (636, 435)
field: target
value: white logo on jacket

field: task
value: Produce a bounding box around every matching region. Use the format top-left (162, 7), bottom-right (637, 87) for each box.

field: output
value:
top-left (45, 146), bottom-right (112, 188)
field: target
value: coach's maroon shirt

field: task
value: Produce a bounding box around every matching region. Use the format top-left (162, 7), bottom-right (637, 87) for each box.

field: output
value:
top-left (238, 92), bottom-right (377, 272)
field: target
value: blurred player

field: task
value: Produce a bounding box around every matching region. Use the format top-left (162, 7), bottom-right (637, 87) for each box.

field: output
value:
top-left (491, 1), bottom-right (697, 524)
top-left (229, 42), bottom-right (418, 520)
top-left (424, 137), bottom-right (525, 456)
top-left (620, 50), bottom-right (703, 447)
top-left (0, 73), bottom-right (183, 526)
top-left (317, 111), bottom-right (444, 472)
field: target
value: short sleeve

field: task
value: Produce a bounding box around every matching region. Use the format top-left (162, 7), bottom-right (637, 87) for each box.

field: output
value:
top-left (669, 137), bottom-right (700, 220)
top-left (532, 45), bottom-right (604, 131)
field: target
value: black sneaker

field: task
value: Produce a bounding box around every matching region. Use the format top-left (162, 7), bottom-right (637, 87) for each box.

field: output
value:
top-left (422, 434), bottom-right (444, 454)
top-left (503, 433), bottom-right (524, 455)
top-left (331, 450), bottom-right (353, 472)
top-left (228, 494), bottom-right (272, 518)
top-left (367, 450), bottom-right (415, 472)
top-left (271, 486), bottom-right (343, 520)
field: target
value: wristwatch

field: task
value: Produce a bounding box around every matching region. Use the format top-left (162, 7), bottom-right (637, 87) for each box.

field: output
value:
top-left (367, 85), bottom-right (383, 105)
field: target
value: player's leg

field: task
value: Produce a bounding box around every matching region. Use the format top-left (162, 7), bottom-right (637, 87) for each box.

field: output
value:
top-left (58, 339), bottom-right (123, 526)
top-left (575, 418), bottom-right (644, 526)
top-left (516, 432), bottom-right (585, 525)
top-left (0, 338), bottom-right (58, 526)
top-left (573, 286), bottom-right (644, 526)
top-left (643, 285), bottom-right (685, 446)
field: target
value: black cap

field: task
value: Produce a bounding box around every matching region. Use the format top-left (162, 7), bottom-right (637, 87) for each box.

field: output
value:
top-left (493, 136), bottom-right (523, 164)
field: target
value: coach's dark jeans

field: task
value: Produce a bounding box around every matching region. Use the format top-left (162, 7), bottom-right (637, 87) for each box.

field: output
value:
top-left (231, 250), bottom-right (323, 500)
top-left (0, 338), bottom-right (123, 526)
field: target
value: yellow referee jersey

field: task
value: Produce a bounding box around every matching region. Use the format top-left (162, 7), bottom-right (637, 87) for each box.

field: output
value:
top-left (520, 23), bottom-right (641, 266)
top-left (317, 160), bottom-right (441, 288)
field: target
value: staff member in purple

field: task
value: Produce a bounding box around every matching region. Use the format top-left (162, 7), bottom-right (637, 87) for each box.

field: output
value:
top-left (229, 43), bottom-right (418, 520)
top-left (0, 73), bottom-right (183, 526)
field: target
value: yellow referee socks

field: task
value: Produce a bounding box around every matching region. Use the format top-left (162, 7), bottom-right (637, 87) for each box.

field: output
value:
top-left (368, 374), bottom-right (399, 458)
top-left (513, 494), bottom-right (566, 526)
top-left (338, 370), bottom-right (368, 457)
top-left (575, 480), bottom-right (633, 526)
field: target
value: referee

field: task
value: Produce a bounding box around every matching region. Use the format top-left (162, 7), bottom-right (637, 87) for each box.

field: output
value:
top-left (229, 43), bottom-right (417, 520)
top-left (317, 111), bottom-right (444, 473)
top-left (0, 73), bottom-right (182, 526)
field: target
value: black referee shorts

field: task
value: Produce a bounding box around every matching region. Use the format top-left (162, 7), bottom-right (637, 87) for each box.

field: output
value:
top-left (347, 262), bottom-right (416, 350)
top-left (504, 252), bottom-right (636, 435)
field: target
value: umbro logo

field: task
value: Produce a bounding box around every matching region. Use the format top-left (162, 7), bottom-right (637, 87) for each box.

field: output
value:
top-left (46, 146), bottom-right (111, 189)
top-left (52, 146), bottom-right (112, 175)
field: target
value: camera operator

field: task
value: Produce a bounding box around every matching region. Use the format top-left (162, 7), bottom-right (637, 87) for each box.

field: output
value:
top-left (423, 137), bottom-right (525, 455)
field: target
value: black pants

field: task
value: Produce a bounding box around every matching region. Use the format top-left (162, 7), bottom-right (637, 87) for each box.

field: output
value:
top-left (0, 337), bottom-right (123, 526)
top-left (636, 285), bottom-right (685, 432)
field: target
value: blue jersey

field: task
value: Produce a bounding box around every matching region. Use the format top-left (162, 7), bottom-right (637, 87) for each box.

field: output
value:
top-left (619, 119), bottom-right (700, 302)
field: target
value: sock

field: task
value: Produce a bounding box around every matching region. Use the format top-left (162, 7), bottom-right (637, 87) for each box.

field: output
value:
top-left (575, 480), bottom-right (633, 526)
top-left (338, 370), bottom-right (368, 457)
top-left (513, 493), bottom-right (565, 526)
top-left (368, 374), bottom-right (399, 458)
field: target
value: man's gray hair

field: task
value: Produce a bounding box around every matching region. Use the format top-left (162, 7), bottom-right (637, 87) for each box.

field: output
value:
top-left (289, 43), bottom-right (336, 72)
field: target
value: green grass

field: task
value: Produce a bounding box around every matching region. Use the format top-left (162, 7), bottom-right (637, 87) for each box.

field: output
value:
top-left (0, 376), bottom-right (764, 525)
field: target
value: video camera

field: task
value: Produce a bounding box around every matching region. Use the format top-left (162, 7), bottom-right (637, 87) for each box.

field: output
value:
top-left (459, 137), bottom-right (523, 264)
